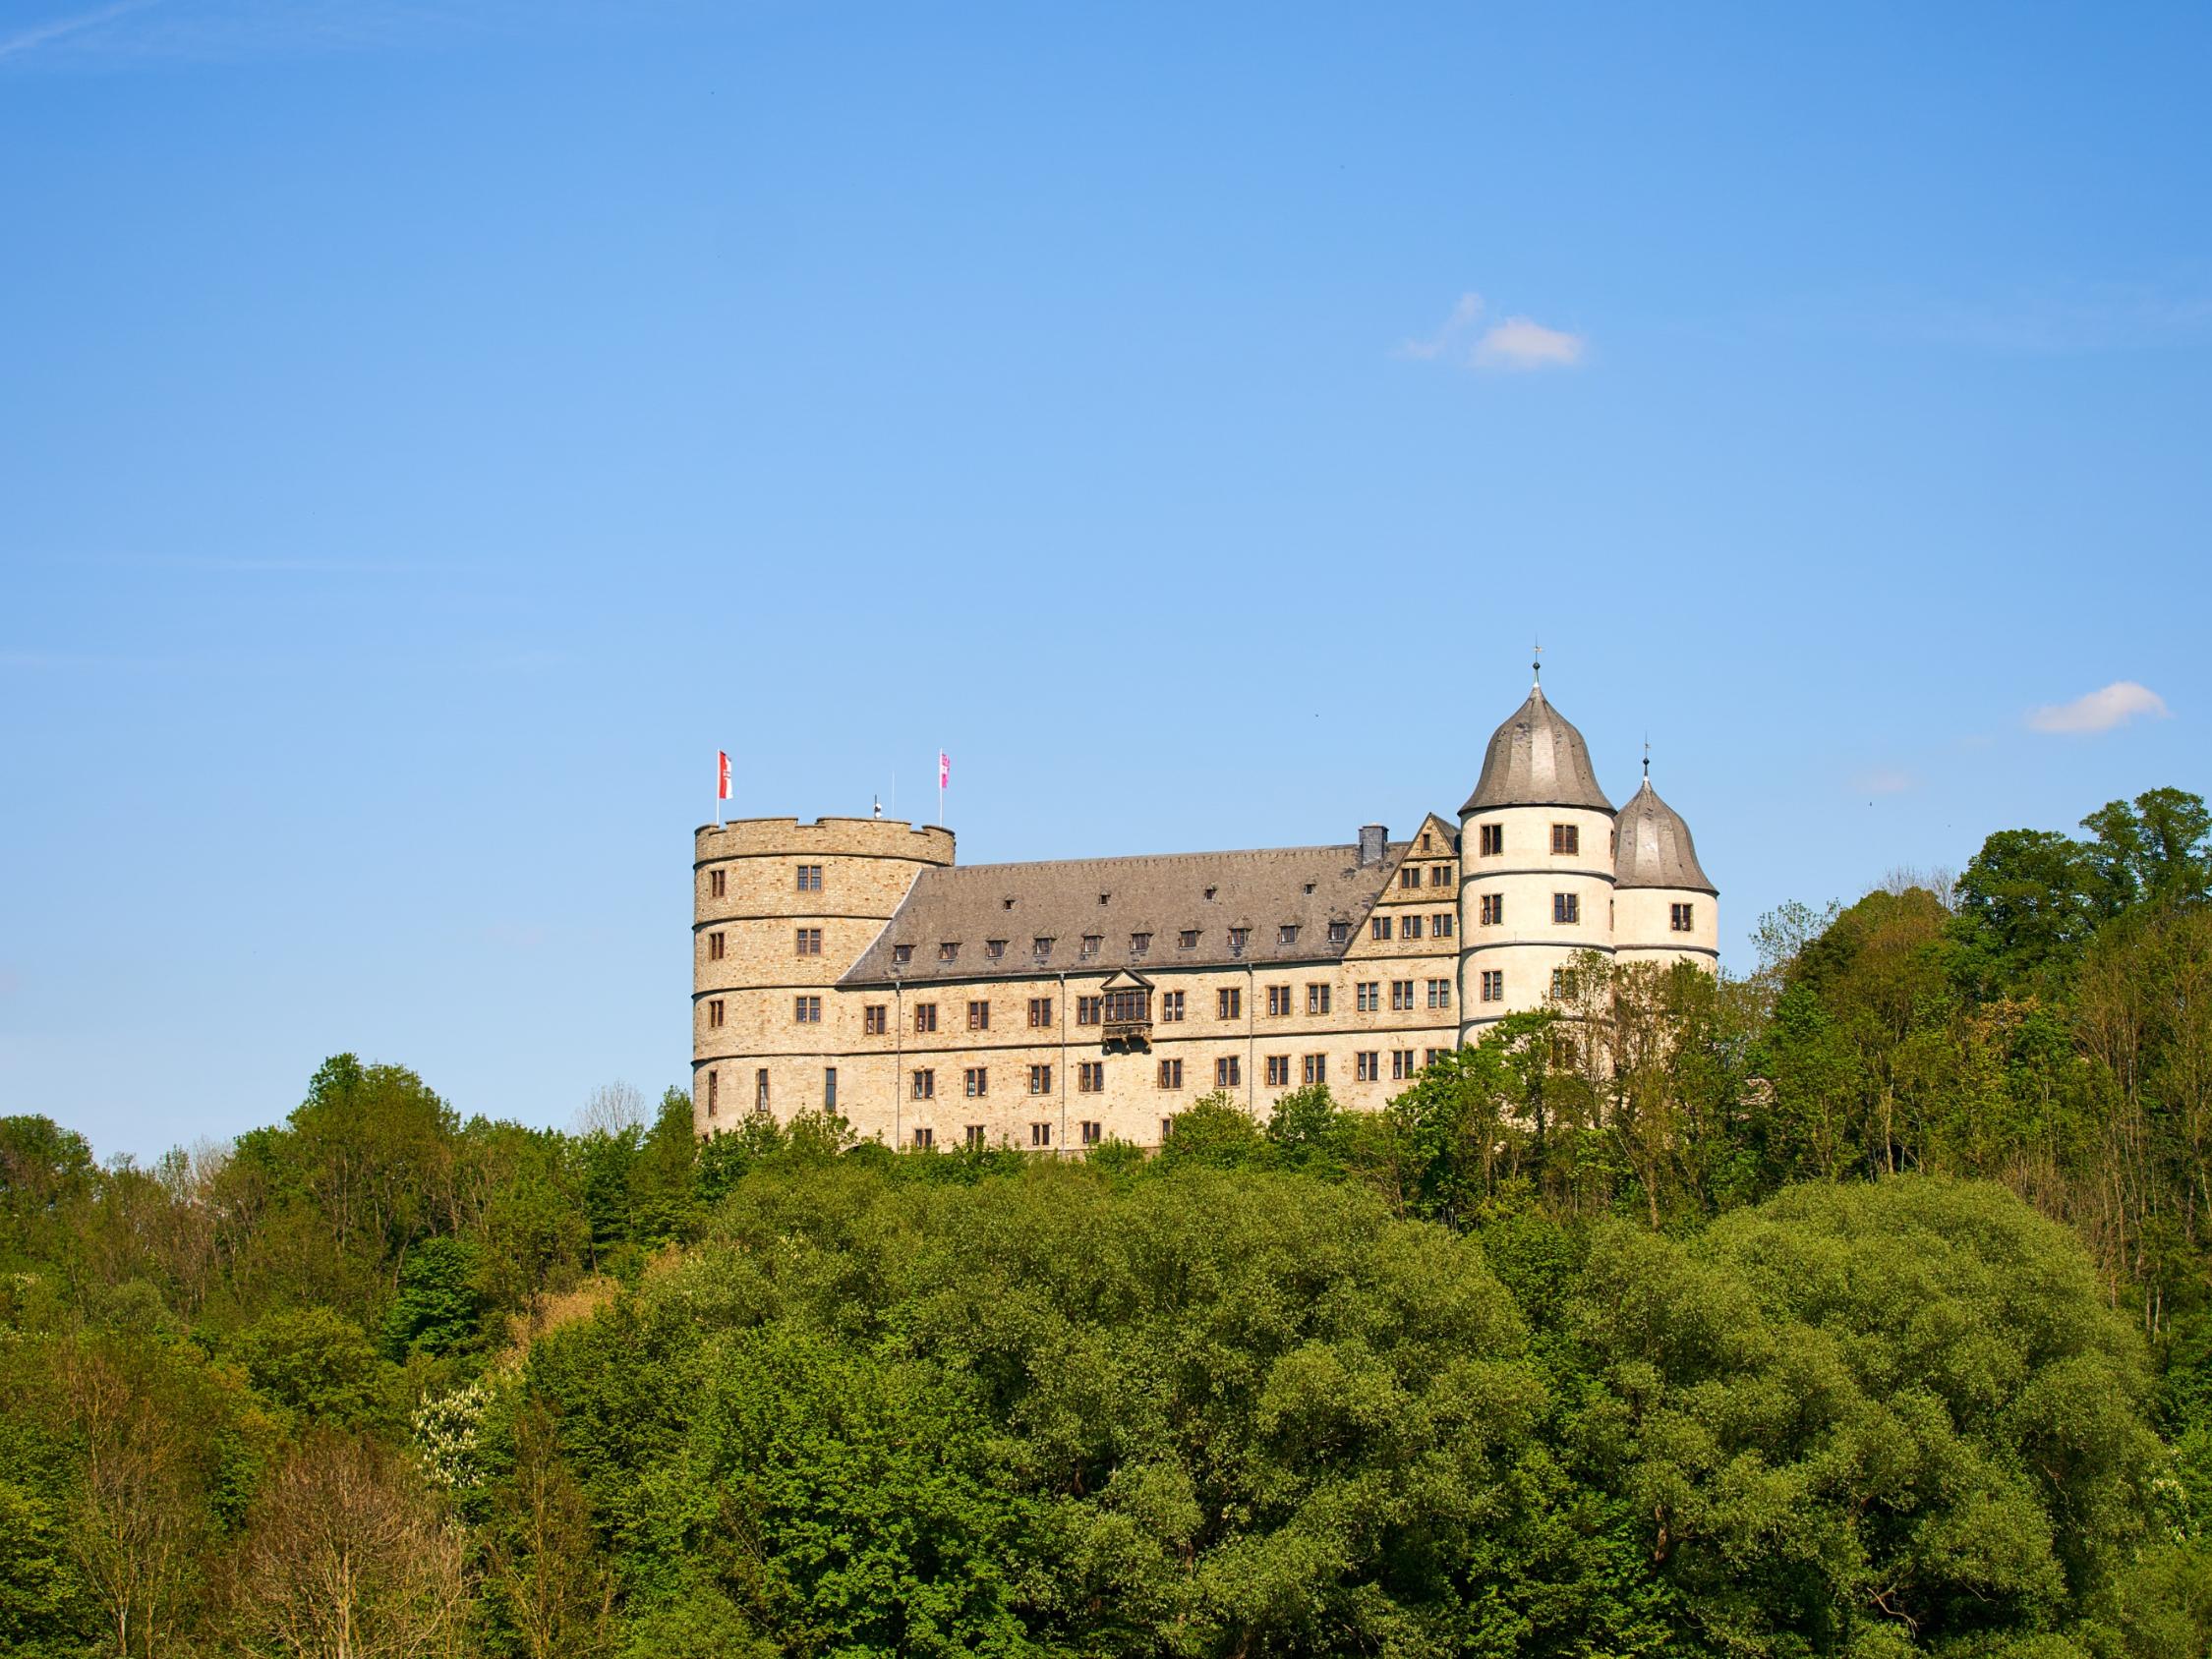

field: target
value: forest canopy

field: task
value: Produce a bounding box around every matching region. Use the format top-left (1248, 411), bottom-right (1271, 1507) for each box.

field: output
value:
top-left (2, 785), bottom-right (2210, 1658)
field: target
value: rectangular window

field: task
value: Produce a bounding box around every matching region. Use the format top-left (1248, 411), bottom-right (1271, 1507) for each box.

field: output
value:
top-left (1264, 1055), bottom-right (1290, 1087)
top-left (1179, 929), bottom-right (1199, 949)
top-left (1160, 990), bottom-right (1186, 1022)
top-left (1027, 997), bottom-right (1054, 1028)
top-left (914, 1002), bottom-right (938, 1034)
top-left (1671, 902), bottom-right (1696, 933)
top-left (1302, 1054), bottom-right (1327, 1086)
top-left (706, 1069), bottom-right (719, 1116)
top-left (967, 1000), bottom-right (990, 1031)
top-left (1327, 920), bottom-right (1350, 944)
top-left (1430, 865), bottom-right (1453, 887)
top-left (1278, 925), bottom-right (1300, 945)
top-left (1228, 927), bottom-right (1250, 953)
top-left (1479, 823), bottom-right (1504, 857)
top-left (1391, 1050), bottom-right (1414, 1080)
top-left (1266, 984), bottom-right (1292, 1016)
top-left (1306, 983), bottom-right (1331, 1015)
top-left (1033, 937), bottom-right (1055, 958)
top-left (1400, 867), bottom-right (1421, 889)
top-left (1426, 1048), bottom-right (1447, 1066)
top-left (1550, 824), bottom-right (1579, 857)
top-left (1030, 1122), bottom-right (1052, 1148)
top-left (1080, 934), bottom-right (1102, 958)
top-left (1103, 988), bottom-right (1149, 1023)
top-left (964, 1066), bottom-right (988, 1098)
top-left (912, 1126), bottom-right (934, 1150)
top-left (795, 928), bottom-right (823, 956)
top-left (1433, 912), bottom-right (1454, 939)
top-left (1356, 1051), bottom-right (1379, 1082)
top-left (824, 1067), bottom-right (837, 1110)
top-left (1081, 1119), bottom-right (1102, 1146)
top-left (707, 931), bottom-right (726, 960)
top-left (1427, 978), bottom-right (1452, 1009)
top-left (1157, 1058), bottom-right (1183, 1089)
top-left (938, 942), bottom-right (959, 963)
top-left (1217, 986), bottom-right (1242, 1020)
top-left (985, 939), bottom-right (1006, 960)
top-left (796, 863), bottom-right (824, 891)
top-left (1370, 915), bottom-right (1393, 942)
top-left (1077, 1061), bottom-right (1104, 1093)
top-left (1357, 981), bottom-right (1379, 1012)
top-left (1481, 969), bottom-right (1504, 1002)
top-left (965, 1124), bottom-right (985, 1150)
top-left (893, 944), bottom-right (912, 965)
top-left (708, 868), bottom-right (727, 897)
top-left (1130, 932), bottom-right (1151, 955)
top-left (1403, 915), bottom-right (1424, 941)
top-left (1161, 1116), bottom-right (1177, 1140)
top-left (912, 1068), bottom-right (935, 1100)
top-left (1077, 996), bottom-right (1102, 1026)
top-left (1550, 967), bottom-right (1578, 1000)
top-left (1553, 892), bottom-right (1580, 925)
top-left (1391, 979), bottom-right (1414, 1011)
top-left (707, 998), bottom-right (725, 1028)
top-left (755, 1067), bottom-right (770, 1108)
top-left (1216, 1056), bottom-right (1241, 1088)
top-left (1481, 893), bottom-right (1504, 926)
top-left (793, 994), bottom-right (822, 1023)
top-left (1028, 1063), bottom-right (1053, 1096)
top-left (863, 1003), bottom-right (887, 1035)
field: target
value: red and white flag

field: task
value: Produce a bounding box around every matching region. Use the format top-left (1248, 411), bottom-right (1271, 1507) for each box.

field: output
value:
top-left (717, 750), bottom-right (731, 801)
top-left (938, 750), bottom-right (950, 788)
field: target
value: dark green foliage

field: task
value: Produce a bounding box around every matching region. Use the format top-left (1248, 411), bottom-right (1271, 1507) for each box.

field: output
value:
top-left (233, 1304), bottom-right (395, 1427)
top-left (384, 1235), bottom-right (486, 1358)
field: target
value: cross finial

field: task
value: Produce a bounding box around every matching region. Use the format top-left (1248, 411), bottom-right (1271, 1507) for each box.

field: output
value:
top-left (1643, 736), bottom-right (1651, 780)
top-left (1532, 638), bottom-right (1543, 684)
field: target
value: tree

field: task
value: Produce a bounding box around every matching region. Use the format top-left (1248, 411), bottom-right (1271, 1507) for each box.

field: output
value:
top-left (485, 1403), bottom-right (613, 1659)
top-left (230, 1430), bottom-right (469, 1659)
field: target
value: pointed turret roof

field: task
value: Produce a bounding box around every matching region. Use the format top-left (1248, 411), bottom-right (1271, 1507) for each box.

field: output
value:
top-left (1460, 678), bottom-right (1613, 816)
top-left (1613, 775), bottom-right (1715, 893)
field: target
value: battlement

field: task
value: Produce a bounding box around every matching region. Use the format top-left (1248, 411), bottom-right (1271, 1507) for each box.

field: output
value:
top-left (694, 816), bottom-right (957, 866)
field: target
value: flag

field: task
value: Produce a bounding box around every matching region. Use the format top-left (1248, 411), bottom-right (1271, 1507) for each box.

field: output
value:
top-left (938, 750), bottom-right (950, 789)
top-left (717, 750), bottom-right (731, 801)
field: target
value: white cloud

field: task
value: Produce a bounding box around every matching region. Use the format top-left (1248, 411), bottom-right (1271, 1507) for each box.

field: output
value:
top-left (1394, 292), bottom-right (1484, 360)
top-left (2026, 681), bottom-right (2172, 734)
top-left (0, 0), bottom-right (153, 61)
top-left (1473, 316), bottom-right (1587, 371)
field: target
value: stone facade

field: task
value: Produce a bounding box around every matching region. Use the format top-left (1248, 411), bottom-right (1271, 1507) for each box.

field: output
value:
top-left (692, 678), bottom-right (1717, 1146)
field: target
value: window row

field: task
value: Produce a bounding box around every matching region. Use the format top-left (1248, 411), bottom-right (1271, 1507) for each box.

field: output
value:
top-left (1354, 979), bottom-right (1454, 1011)
top-left (890, 921), bottom-right (1321, 968)
top-left (1368, 912), bottom-right (1454, 941)
top-left (1396, 864), bottom-right (1456, 888)
top-left (702, 863), bottom-right (823, 901)
top-left (1472, 823), bottom-right (1587, 857)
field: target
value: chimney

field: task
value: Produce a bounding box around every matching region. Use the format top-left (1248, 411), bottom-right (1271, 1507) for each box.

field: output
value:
top-left (1358, 825), bottom-right (1387, 868)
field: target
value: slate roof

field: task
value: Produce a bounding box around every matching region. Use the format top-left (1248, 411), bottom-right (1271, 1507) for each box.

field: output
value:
top-left (1460, 682), bottom-right (1614, 816)
top-left (839, 839), bottom-right (1415, 987)
top-left (1612, 776), bottom-right (1716, 893)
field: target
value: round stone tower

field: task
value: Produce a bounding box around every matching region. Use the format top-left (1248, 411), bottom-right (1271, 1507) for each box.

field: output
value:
top-left (692, 816), bottom-right (955, 1133)
top-left (1610, 766), bottom-right (1718, 969)
top-left (1458, 667), bottom-right (1616, 1036)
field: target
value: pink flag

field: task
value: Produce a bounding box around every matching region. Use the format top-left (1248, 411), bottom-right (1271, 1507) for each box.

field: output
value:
top-left (938, 750), bottom-right (950, 788)
top-left (717, 750), bottom-right (731, 801)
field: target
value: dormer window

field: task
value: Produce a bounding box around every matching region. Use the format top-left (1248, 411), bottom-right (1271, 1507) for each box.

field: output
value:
top-left (1033, 937), bottom-right (1055, 957)
top-left (938, 943), bottom-right (960, 962)
top-left (1002, 896), bottom-right (1016, 910)
top-left (1080, 934), bottom-right (1102, 958)
top-left (893, 944), bottom-right (913, 964)
top-left (1098, 892), bottom-right (1111, 905)
top-left (1203, 886), bottom-right (1218, 901)
top-left (1327, 921), bottom-right (1349, 944)
top-left (1279, 924), bottom-right (1300, 945)
top-left (1303, 883), bottom-right (1315, 894)
top-left (1179, 930), bottom-right (1198, 949)
top-left (1228, 927), bottom-right (1249, 953)
top-left (1130, 932), bottom-right (1152, 954)
top-left (985, 940), bottom-right (1007, 960)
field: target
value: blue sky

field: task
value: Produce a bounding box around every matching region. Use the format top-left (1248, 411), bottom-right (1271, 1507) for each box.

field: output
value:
top-left (3, 1), bottom-right (2207, 1159)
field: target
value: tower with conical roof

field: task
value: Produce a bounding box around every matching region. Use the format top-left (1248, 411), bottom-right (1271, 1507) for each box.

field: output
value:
top-left (1456, 659), bottom-right (1620, 1037)
top-left (1610, 753), bottom-right (1718, 969)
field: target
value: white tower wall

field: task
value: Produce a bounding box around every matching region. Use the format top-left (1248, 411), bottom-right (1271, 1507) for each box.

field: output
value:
top-left (1458, 801), bottom-right (1615, 1036)
top-left (1612, 886), bottom-right (1719, 968)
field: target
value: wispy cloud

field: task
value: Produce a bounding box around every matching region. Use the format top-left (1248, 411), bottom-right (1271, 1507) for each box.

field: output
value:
top-left (1854, 768), bottom-right (1916, 796)
top-left (1396, 293), bottom-right (1588, 372)
top-left (1474, 316), bottom-right (1587, 371)
top-left (2026, 681), bottom-right (2172, 735)
top-left (0, 0), bottom-right (155, 61)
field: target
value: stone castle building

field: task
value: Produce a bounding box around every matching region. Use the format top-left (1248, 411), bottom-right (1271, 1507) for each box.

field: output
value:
top-left (692, 670), bottom-right (1716, 1148)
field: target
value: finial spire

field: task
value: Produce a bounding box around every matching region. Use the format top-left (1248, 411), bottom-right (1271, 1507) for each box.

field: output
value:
top-left (1643, 736), bottom-right (1650, 780)
top-left (1531, 637), bottom-right (1543, 686)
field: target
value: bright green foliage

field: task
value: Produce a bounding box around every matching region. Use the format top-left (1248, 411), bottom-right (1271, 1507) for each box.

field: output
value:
top-left (233, 1303), bottom-right (395, 1427)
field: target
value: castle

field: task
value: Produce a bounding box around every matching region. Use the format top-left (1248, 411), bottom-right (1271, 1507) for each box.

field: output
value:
top-left (691, 669), bottom-right (1717, 1147)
